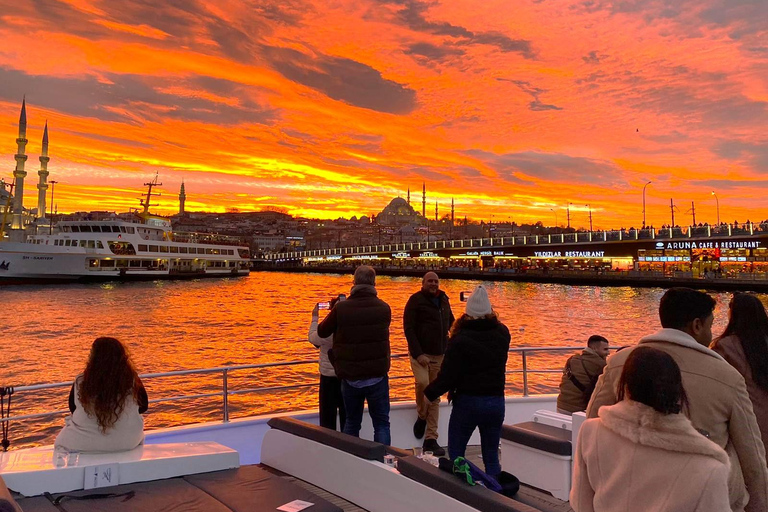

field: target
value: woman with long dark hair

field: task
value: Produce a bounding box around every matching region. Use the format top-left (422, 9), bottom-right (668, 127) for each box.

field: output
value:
top-left (571, 347), bottom-right (729, 512)
top-left (55, 337), bottom-right (148, 452)
top-left (712, 292), bottom-right (768, 450)
top-left (424, 285), bottom-right (510, 477)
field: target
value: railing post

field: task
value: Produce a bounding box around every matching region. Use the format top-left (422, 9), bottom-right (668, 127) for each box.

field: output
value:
top-left (222, 369), bottom-right (229, 423)
top-left (521, 351), bottom-right (529, 397)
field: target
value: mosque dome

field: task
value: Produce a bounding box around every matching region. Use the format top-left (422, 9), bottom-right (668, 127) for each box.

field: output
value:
top-left (376, 196), bottom-right (420, 226)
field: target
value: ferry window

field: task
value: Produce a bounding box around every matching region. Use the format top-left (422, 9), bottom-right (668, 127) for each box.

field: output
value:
top-left (116, 260), bottom-right (128, 268)
top-left (64, 240), bottom-right (70, 246)
top-left (97, 241), bottom-right (104, 249)
top-left (101, 259), bottom-right (115, 267)
top-left (213, 249), bottom-right (221, 255)
top-left (179, 247), bottom-right (188, 253)
top-left (138, 244), bottom-right (148, 252)
top-left (91, 226), bottom-right (102, 232)
top-left (111, 226), bottom-right (120, 232)
top-left (71, 226), bottom-right (80, 232)
top-left (128, 227), bottom-right (135, 234)
top-left (88, 259), bottom-right (98, 268)
top-left (130, 260), bottom-right (141, 267)
top-left (120, 226), bottom-right (127, 233)
top-left (228, 249), bottom-right (234, 255)
top-left (206, 248), bottom-right (214, 254)
top-left (170, 246), bottom-right (178, 253)
top-left (87, 240), bottom-right (96, 248)
top-left (149, 245), bottom-right (159, 252)
top-left (80, 225), bottom-right (92, 232)
top-left (160, 246), bottom-right (169, 252)
top-left (142, 260), bottom-right (152, 268)
top-left (80, 241), bottom-right (88, 247)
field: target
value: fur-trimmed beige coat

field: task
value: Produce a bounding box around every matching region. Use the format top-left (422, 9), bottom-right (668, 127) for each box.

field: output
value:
top-left (587, 328), bottom-right (768, 512)
top-left (572, 400), bottom-right (730, 512)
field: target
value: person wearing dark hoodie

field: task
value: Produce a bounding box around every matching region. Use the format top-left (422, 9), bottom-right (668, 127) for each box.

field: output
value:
top-left (424, 284), bottom-right (510, 477)
top-left (404, 271), bottom-right (454, 456)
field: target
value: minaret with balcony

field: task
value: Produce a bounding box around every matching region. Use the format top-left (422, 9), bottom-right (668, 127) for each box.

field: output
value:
top-left (36, 121), bottom-right (50, 222)
top-left (179, 180), bottom-right (186, 215)
top-left (11, 99), bottom-right (28, 232)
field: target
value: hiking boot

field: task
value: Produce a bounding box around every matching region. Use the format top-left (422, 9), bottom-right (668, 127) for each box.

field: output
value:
top-left (413, 417), bottom-right (427, 439)
top-left (423, 438), bottom-right (445, 456)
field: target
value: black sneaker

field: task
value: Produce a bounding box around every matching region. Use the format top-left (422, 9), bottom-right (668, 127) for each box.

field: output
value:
top-left (423, 438), bottom-right (445, 456)
top-left (413, 417), bottom-right (427, 439)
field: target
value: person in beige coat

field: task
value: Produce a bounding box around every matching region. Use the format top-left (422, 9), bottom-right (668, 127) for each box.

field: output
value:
top-left (587, 288), bottom-right (768, 512)
top-left (711, 293), bottom-right (768, 455)
top-left (572, 346), bottom-right (730, 512)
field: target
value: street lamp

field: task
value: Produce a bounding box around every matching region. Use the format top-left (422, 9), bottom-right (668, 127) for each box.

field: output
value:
top-left (642, 181), bottom-right (651, 228)
top-left (550, 208), bottom-right (558, 232)
top-left (711, 191), bottom-right (720, 225)
top-left (567, 203), bottom-right (572, 229)
top-left (585, 204), bottom-right (593, 232)
top-left (48, 180), bottom-right (58, 235)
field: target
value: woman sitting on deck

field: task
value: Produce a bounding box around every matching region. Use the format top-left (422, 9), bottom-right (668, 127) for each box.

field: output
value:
top-left (55, 337), bottom-right (148, 453)
top-left (571, 346), bottom-right (730, 512)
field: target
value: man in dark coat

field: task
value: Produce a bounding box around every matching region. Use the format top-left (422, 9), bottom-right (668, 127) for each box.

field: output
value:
top-left (556, 335), bottom-right (609, 414)
top-left (403, 272), bottom-right (454, 455)
top-left (318, 265), bottom-right (392, 445)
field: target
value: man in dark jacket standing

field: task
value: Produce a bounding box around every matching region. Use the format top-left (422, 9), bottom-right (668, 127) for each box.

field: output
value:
top-left (318, 265), bottom-right (392, 445)
top-left (404, 271), bottom-right (454, 455)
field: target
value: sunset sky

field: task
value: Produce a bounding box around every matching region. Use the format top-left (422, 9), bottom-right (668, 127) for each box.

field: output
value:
top-left (0, 0), bottom-right (766, 228)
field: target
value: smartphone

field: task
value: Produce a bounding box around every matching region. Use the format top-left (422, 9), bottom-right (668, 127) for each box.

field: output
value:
top-left (318, 301), bottom-right (331, 310)
top-left (338, 294), bottom-right (347, 301)
top-left (459, 291), bottom-right (472, 302)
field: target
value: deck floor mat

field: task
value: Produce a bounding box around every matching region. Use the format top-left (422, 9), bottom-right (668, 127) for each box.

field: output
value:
top-left (185, 465), bottom-right (342, 512)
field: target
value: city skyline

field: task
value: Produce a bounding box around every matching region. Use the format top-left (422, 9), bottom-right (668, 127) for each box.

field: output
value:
top-left (0, 0), bottom-right (765, 228)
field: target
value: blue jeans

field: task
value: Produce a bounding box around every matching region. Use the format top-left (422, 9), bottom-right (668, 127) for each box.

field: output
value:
top-left (341, 377), bottom-right (391, 445)
top-left (448, 394), bottom-right (505, 477)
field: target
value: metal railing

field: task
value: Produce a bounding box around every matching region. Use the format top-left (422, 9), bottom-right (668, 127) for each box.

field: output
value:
top-left (269, 221), bottom-right (768, 261)
top-left (1, 347), bottom-right (584, 427)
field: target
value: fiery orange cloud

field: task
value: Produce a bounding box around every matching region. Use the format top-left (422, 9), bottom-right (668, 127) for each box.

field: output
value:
top-left (0, 0), bottom-right (766, 229)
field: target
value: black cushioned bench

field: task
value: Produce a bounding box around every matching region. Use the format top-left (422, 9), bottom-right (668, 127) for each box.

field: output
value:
top-left (501, 422), bottom-right (572, 456)
top-left (15, 466), bottom-right (341, 512)
top-left (397, 456), bottom-right (541, 512)
top-left (268, 417), bottom-right (406, 461)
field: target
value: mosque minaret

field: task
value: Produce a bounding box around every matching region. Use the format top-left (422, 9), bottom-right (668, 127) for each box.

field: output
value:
top-left (36, 121), bottom-right (50, 221)
top-left (179, 180), bottom-right (186, 215)
top-left (11, 99), bottom-right (28, 230)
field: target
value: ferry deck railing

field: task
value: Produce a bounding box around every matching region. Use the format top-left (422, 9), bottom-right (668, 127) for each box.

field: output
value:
top-left (1, 346), bottom-right (580, 427)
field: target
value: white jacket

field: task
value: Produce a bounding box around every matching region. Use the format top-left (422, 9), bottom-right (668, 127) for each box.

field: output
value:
top-left (309, 316), bottom-right (336, 377)
top-left (54, 376), bottom-right (145, 453)
top-left (572, 400), bottom-right (731, 512)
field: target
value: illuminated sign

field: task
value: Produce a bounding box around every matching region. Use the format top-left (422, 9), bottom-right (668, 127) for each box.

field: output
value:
top-left (534, 251), bottom-right (606, 258)
top-left (419, 252), bottom-right (439, 258)
top-left (392, 252), bottom-right (411, 258)
top-left (665, 241), bottom-right (760, 250)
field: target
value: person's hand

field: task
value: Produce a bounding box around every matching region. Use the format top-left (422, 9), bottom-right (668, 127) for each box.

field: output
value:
top-left (312, 303), bottom-right (319, 317)
top-left (417, 354), bottom-right (429, 367)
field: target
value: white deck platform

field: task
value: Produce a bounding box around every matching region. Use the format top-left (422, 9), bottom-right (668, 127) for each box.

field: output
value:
top-left (0, 441), bottom-right (239, 497)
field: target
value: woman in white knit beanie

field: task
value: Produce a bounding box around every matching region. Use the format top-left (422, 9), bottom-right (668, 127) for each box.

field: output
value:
top-left (424, 284), bottom-right (511, 477)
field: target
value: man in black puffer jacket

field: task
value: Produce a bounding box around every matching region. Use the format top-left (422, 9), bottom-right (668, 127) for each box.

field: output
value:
top-left (318, 265), bottom-right (392, 445)
top-left (404, 272), bottom-right (454, 455)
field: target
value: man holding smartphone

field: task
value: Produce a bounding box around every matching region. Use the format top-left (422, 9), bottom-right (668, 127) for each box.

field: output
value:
top-left (403, 272), bottom-right (454, 456)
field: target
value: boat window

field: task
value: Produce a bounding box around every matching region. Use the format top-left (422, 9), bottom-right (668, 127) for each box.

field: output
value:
top-left (179, 247), bottom-right (188, 253)
top-left (80, 225), bottom-right (92, 232)
top-left (88, 259), bottom-right (98, 268)
top-left (128, 227), bottom-right (135, 234)
top-left (149, 245), bottom-right (159, 252)
top-left (206, 248), bottom-right (214, 254)
top-left (91, 226), bottom-right (102, 232)
top-left (110, 226), bottom-right (120, 232)
top-left (80, 240), bottom-right (88, 247)
top-left (71, 225), bottom-right (80, 232)
top-left (87, 240), bottom-right (96, 248)
top-left (160, 246), bottom-right (169, 252)
top-left (101, 259), bottom-right (115, 267)
top-left (212, 248), bottom-right (221, 255)
top-left (97, 241), bottom-right (104, 249)
top-left (138, 244), bottom-right (148, 251)
top-left (120, 226), bottom-right (127, 233)
top-left (116, 260), bottom-right (129, 268)
top-left (130, 260), bottom-right (142, 267)
top-left (64, 240), bottom-right (70, 246)
top-left (170, 246), bottom-right (178, 253)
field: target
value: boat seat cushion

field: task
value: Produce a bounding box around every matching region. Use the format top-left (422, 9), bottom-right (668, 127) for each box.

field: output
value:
top-left (501, 422), bottom-right (572, 456)
top-left (184, 465), bottom-right (341, 512)
top-left (396, 456), bottom-right (540, 512)
top-left (267, 417), bottom-right (386, 461)
top-left (16, 466), bottom-right (342, 512)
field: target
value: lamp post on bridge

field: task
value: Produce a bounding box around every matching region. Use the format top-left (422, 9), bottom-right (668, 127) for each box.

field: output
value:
top-left (711, 191), bottom-right (720, 225)
top-left (550, 208), bottom-right (558, 233)
top-left (586, 204), bottom-right (593, 232)
top-left (642, 181), bottom-right (651, 228)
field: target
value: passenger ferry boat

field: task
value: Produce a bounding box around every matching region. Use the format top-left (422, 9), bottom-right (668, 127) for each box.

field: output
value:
top-left (0, 178), bottom-right (251, 283)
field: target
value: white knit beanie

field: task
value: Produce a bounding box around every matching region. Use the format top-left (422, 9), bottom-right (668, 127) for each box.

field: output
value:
top-left (465, 285), bottom-right (492, 318)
